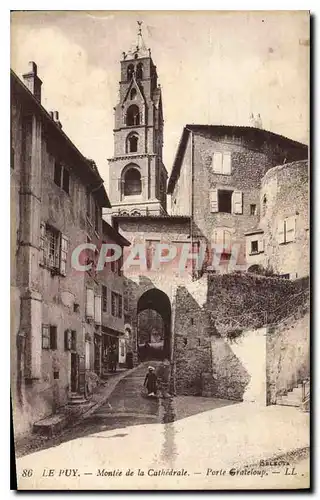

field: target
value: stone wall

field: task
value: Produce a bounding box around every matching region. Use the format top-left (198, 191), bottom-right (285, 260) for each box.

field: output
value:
top-left (171, 273), bottom-right (309, 399)
top-left (266, 309), bottom-right (310, 404)
top-left (173, 278), bottom-right (211, 395)
top-left (209, 328), bottom-right (267, 403)
top-left (260, 160), bottom-right (309, 278)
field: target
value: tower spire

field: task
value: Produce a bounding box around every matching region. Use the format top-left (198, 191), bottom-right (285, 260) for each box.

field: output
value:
top-left (124, 21), bottom-right (149, 59)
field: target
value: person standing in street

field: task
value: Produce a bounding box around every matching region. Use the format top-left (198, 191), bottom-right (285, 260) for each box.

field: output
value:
top-left (144, 366), bottom-right (157, 396)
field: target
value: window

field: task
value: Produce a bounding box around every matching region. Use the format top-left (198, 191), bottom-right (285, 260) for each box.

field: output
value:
top-left (123, 167), bottom-right (142, 196)
top-left (127, 64), bottom-right (134, 80)
top-left (86, 288), bottom-right (94, 318)
top-left (278, 216), bottom-right (296, 244)
top-left (212, 152), bottom-right (231, 175)
top-left (111, 292), bottom-right (117, 317)
top-left (251, 240), bottom-right (258, 254)
top-left (40, 223), bottom-right (68, 275)
top-left (127, 133), bottom-right (138, 153)
top-left (262, 195), bottom-right (267, 216)
top-left (136, 63), bottom-right (143, 80)
top-left (54, 161), bottom-right (70, 194)
top-left (130, 88), bottom-right (137, 100)
top-left (54, 161), bottom-right (62, 186)
top-left (210, 189), bottom-right (243, 214)
top-left (42, 325), bottom-right (57, 350)
top-left (102, 286), bottom-right (108, 312)
top-left (126, 105), bottom-right (140, 126)
top-left (218, 190), bottom-right (232, 213)
top-left (94, 294), bottom-right (102, 325)
top-left (71, 330), bottom-right (77, 351)
top-left (250, 204), bottom-right (257, 216)
top-left (212, 229), bottom-right (232, 248)
top-left (62, 169), bottom-right (70, 194)
top-left (111, 292), bottom-right (123, 318)
top-left (42, 225), bottom-right (59, 268)
top-left (118, 295), bottom-right (123, 318)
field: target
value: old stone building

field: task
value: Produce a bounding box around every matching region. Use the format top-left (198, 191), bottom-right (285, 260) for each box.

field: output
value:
top-left (245, 159), bottom-right (309, 278)
top-left (108, 28), bottom-right (309, 404)
top-left (167, 125), bottom-right (308, 274)
top-left (108, 26), bottom-right (167, 216)
top-left (11, 63), bottom-right (129, 436)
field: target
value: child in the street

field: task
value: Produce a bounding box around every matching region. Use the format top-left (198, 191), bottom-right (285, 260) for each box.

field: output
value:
top-left (144, 366), bottom-right (157, 396)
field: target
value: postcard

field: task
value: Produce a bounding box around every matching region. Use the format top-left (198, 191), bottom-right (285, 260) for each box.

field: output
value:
top-left (11, 10), bottom-right (310, 490)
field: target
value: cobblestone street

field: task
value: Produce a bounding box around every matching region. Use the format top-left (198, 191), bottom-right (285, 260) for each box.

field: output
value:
top-left (16, 362), bottom-right (309, 490)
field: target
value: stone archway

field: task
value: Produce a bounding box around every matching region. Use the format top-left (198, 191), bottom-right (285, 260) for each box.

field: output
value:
top-left (137, 288), bottom-right (171, 361)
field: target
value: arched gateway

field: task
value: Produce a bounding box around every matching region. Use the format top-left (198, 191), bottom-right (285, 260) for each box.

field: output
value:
top-left (137, 288), bottom-right (171, 361)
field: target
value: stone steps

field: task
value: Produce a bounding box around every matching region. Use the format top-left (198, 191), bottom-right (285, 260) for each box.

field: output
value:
top-left (33, 414), bottom-right (69, 437)
top-left (276, 381), bottom-right (310, 409)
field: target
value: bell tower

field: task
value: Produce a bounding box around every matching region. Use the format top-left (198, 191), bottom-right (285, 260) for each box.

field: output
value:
top-left (108, 22), bottom-right (168, 216)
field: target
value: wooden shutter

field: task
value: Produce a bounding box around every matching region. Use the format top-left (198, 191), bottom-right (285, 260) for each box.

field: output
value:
top-left (222, 153), bottom-right (232, 175)
top-left (60, 234), bottom-right (69, 276)
top-left (111, 292), bottom-right (116, 317)
top-left (285, 216), bottom-right (296, 242)
top-left (277, 220), bottom-right (285, 244)
top-left (209, 189), bottom-right (218, 213)
top-left (212, 152), bottom-right (222, 173)
top-left (94, 295), bottom-right (102, 325)
top-left (232, 191), bottom-right (243, 214)
top-left (85, 341), bottom-right (90, 370)
top-left (86, 288), bottom-right (94, 318)
top-left (42, 325), bottom-right (50, 349)
top-left (258, 237), bottom-right (264, 253)
top-left (64, 329), bottom-right (72, 350)
top-left (39, 222), bottom-right (46, 265)
top-left (118, 295), bottom-right (123, 318)
top-left (50, 326), bottom-right (57, 350)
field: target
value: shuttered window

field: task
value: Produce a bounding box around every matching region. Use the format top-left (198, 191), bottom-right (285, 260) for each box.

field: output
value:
top-left (285, 216), bottom-right (296, 243)
top-left (222, 153), bottom-right (231, 174)
top-left (86, 288), bottom-right (94, 318)
top-left (278, 217), bottom-right (296, 244)
top-left (64, 329), bottom-right (72, 350)
top-left (39, 222), bottom-right (46, 265)
top-left (102, 286), bottom-right (108, 313)
top-left (60, 234), bottom-right (69, 276)
top-left (209, 189), bottom-right (218, 212)
top-left (94, 295), bottom-right (102, 325)
top-left (212, 153), bottom-right (223, 174)
top-left (212, 152), bottom-right (232, 175)
top-left (42, 325), bottom-right (50, 349)
top-left (42, 325), bottom-right (57, 350)
top-left (232, 191), bottom-right (243, 214)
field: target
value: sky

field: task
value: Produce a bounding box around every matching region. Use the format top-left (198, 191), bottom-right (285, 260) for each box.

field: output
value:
top-left (10, 11), bottom-right (309, 188)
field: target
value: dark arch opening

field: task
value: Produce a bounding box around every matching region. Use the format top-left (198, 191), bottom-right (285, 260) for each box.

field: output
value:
top-left (136, 63), bottom-right (143, 80)
top-left (123, 167), bottom-right (142, 196)
top-left (126, 105), bottom-right (140, 126)
top-left (130, 88), bottom-right (137, 100)
top-left (247, 264), bottom-right (263, 274)
top-left (127, 64), bottom-right (134, 80)
top-left (127, 133), bottom-right (138, 153)
top-left (137, 288), bottom-right (171, 361)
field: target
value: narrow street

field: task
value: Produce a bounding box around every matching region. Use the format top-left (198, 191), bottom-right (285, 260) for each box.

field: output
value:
top-left (16, 362), bottom-right (310, 490)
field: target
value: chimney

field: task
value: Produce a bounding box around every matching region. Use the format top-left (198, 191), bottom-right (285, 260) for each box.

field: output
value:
top-left (22, 61), bottom-right (42, 103)
top-left (50, 110), bottom-right (62, 129)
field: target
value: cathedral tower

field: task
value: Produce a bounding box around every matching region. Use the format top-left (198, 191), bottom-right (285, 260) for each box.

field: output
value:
top-left (108, 22), bottom-right (168, 216)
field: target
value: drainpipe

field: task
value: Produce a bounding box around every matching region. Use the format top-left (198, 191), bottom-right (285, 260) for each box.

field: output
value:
top-left (186, 128), bottom-right (195, 279)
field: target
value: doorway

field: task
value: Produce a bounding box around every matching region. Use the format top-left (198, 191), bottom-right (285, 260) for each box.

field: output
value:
top-left (71, 352), bottom-right (79, 393)
top-left (137, 288), bottom-right (172, 361)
